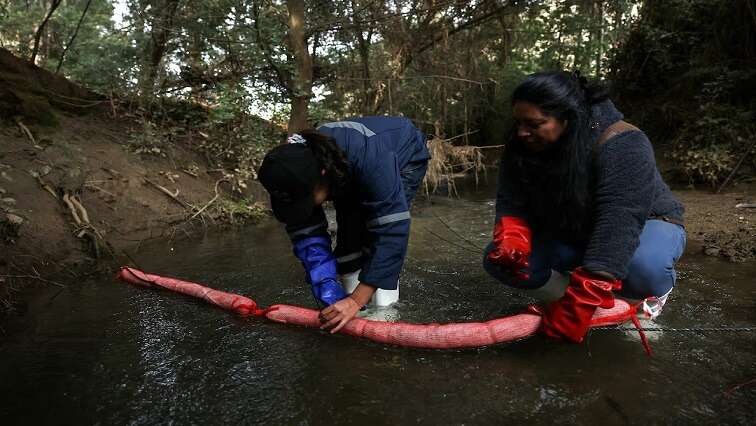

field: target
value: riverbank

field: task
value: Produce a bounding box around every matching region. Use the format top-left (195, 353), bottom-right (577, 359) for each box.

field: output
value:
top-left (0, 48), bottom-right (279, 313)
top-left (1, 49), bottom-right (754, 317)
top-left (0, 106), bottom-right (273, 310)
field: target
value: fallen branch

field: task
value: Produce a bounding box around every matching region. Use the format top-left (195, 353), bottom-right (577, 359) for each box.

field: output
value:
top-left (14, 119), bottom-right (36, 145)
top-left (84, 183), bottom-right (116, 197)
top-left (63, 191), bottom-right (112, 258)
top-left (102, 167), bottom-right (121, 177)
top-left (189, 179), bottom-right (228, 221)
top-left (0, 271), bottom-right (65, 288)
top-left (144, 177), bottom-right (192, 209)
top-left (444, 129), bottom-right (480, 143)
top-left (181, 168), bottom-right (199, 178)
top-left (36, 177), bottom-right (59, 199)
top-left (724, 378), bottom-right (756, 397)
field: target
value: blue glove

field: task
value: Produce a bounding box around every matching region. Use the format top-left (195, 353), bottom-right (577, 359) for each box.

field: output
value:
top-left (310, 278), bottom-right (348, 307)
top-left (293, 235), bottom-right (348, 307)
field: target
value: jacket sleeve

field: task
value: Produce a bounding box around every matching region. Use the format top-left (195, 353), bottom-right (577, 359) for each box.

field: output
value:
top-left (583, 131), bottom-right (656, 279)
top-left (356, 153), bottom-right (409, 290)
top-left (495, 155), bottom-right (530, 223)
top-left (285, 207), bottom-right (338, 285)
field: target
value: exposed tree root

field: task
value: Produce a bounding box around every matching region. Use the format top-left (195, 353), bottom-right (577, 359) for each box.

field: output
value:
top-left (14, 118), bottom-right (36, 145)
top-left (61, 190), bottom-right (113, 259)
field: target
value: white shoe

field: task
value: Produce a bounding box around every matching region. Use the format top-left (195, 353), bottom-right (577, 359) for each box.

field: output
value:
top-left (339, 269), bottom-right (400, 308)
top-left (371, 286), bottom-right (399, 307)
top-left (618, 288), bottom-right (672, 320)
top-left (618, 289), bottom-right (673, 342)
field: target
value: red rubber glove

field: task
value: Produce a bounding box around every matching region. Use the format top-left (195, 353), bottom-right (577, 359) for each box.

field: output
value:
top-left (487, 216), bottom-right (532, 280)
top-left (539, 267), bottom-right (621, 343)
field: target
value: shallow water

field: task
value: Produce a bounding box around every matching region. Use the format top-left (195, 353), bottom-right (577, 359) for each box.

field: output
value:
top-left (1, 183), bottom-right (754, 425)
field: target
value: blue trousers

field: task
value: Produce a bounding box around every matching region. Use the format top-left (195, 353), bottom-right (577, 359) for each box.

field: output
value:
top-left (482, 219), bottom-right (686, 299)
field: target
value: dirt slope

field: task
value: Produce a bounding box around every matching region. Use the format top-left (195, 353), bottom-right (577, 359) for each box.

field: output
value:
top-left (0, 49), bottom-right (268, 308)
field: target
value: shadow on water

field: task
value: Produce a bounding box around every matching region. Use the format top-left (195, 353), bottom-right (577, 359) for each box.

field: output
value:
top-left (1, 179), bottom-right (754, 425)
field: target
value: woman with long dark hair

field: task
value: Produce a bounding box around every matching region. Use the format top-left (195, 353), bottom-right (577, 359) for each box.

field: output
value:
top-left (258, 117), bottom-right (429, 333)
top-left (483, 71), bottom-right (686, 343)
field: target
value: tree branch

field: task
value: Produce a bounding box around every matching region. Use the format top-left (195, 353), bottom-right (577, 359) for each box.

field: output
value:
top-left (30, 0), bottom-right (63, 64)
top-left (56, 0), bottom-right (92, 74)
top-left (252, 2), bottom-right (294, 96)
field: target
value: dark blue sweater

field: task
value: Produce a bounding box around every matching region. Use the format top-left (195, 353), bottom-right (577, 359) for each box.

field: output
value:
top-left (495, 100), bottom-right (684, 279)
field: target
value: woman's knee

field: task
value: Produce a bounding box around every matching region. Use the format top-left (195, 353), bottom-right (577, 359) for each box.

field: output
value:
top-left (623, 250), bottom-right (676, 298)
top-left (623, 221), bottom-right (686, 298)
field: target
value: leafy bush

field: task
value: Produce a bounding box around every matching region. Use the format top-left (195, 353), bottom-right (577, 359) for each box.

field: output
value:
top-left (215, 198), bottom-right (267, 224)
top-left (669, 103), bottom-right (754, 187)
top-left (195, 117), bottom-right (281, 193)
top-left (129, 119), bottom-right (168, 158)
top-left (610, 0), bottom-right (755, 187)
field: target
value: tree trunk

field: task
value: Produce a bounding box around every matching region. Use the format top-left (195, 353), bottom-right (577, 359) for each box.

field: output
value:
top-left (30, 0), bottom-right (62, 65)
top-left (56, 0), bottom-right (93, 74)
top-left (139, 0), bottom-right (181, 104)
top-left (286, 0), bottom-right (313, 134)
top-left (351, 0), bottom-right (376, 115)
top-left (595, 1), bottom-right (604, 77)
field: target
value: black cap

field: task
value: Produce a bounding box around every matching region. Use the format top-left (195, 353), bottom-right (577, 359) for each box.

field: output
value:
top-left (258, 143), bottom-right (320, 225)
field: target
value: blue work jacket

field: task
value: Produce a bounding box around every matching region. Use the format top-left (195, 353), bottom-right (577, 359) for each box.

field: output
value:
top-left (286, 116), bottom-right (429, 290)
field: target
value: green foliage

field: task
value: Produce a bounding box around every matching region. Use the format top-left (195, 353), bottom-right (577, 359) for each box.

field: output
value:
top-left (128, 119), bottom-right (169, 157)
top-left (318, 1), bottom-right (638, 143)
top-left (669, 103), bottom-right (754, 187)
top-left (672, 146), bottom-right (733, 188)
top-left (610, 0), bottom-right (756, 186)
top-left (0, 0), bottom-right (136, 92)
top-left (0, 0), bottom-right (48, 58)
top-left (6, 0), bottom-right (751, 189)
top-left (196, 112), bottom-right (282, 193)
top-left (215, 197), bottom-right (267, 224)
top-left (509, 0), bottom-right (640, 78)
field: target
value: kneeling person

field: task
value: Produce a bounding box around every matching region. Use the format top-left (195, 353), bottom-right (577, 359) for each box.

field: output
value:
top-left (258, 117), bottom-right (429, 333)
top-left (483, 71), bottom-right (686, 343)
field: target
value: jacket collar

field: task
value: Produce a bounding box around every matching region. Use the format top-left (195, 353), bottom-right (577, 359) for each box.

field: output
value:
top-left (590, 99), bottom-right (624, 142)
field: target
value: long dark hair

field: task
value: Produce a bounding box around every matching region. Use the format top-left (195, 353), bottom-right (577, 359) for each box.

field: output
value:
top-left (503, 71), bottom-right (609, 238)
top-left (298, 130), bottom-right (351, 194)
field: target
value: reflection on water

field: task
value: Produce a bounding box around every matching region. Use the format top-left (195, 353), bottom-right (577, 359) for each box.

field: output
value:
top-left (1, 183), bottom-right (754, 425)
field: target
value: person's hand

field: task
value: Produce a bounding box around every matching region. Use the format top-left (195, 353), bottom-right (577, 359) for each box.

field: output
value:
top-left (487, 216), bottom-right (532, 280)
top-left (538, 267), bottom-right (621, 343)
top-left (319, 296), bottom-right (361, 333)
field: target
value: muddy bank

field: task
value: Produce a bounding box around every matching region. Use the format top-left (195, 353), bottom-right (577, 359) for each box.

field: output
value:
top-left (0, 46), bottom-right (283, 312)
top-left (0, 109), bottom-right (270, 304)
top-left (675, 187), bottom-right (756, 262)
top-left (0, 51), bottom-right (274, 311)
